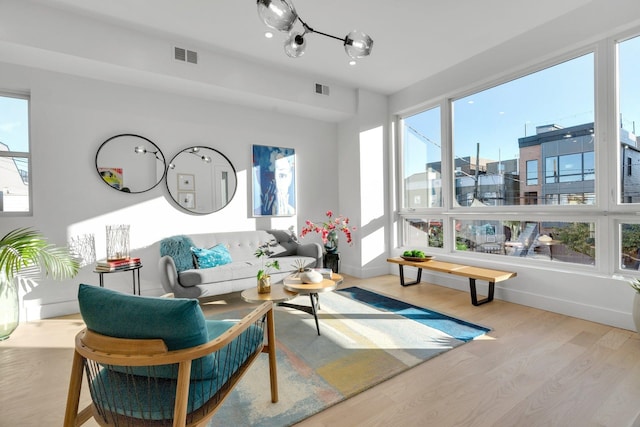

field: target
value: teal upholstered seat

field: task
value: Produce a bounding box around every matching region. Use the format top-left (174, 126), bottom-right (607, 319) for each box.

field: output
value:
top-left (65, 284), bottom-right (277, 426)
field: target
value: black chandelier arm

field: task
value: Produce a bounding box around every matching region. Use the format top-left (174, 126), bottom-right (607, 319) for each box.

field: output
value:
top-left (297, 16), bottom-right (346, 43)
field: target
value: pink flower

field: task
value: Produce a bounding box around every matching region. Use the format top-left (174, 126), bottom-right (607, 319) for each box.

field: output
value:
top-left (299, 211), bottom-right (356, 246)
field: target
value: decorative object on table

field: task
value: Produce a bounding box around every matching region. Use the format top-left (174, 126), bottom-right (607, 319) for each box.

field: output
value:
top-left (256, 0), bottom-right (374, 61)
top-left (0, 228), bottom-right (79, 340)
top-left (291, 259), bottom-right (310, 278)
top-left (301, 210), bottom-right (355, 254)
top-left (299, 270), bottom-right (323, 284)
top-left (105, 224), bottom-right (130, 261)
top-left (252, 145), bottom-right (296, 217)
top-left (312, 268), bottom-right (333, 279)
top-left (629, 278), bottom-right (640, 332)
top-left (400, 249), bottom-right (434, 262)
top-left (254, 240), bottom-right (280, 294)
top-left (68, 233), bottom-right (96, 268)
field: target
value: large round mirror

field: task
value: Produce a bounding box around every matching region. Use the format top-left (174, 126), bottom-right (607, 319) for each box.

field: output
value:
top-left (95, 134), bottom-right (166, 193)
top-left (166, 146), bottom-right (237, 214)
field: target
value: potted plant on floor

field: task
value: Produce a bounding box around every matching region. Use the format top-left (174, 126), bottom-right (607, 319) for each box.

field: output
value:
top-left (254, 240), bottom-right (280, 294)
top-left (0, 228), bottom-right (79, 340)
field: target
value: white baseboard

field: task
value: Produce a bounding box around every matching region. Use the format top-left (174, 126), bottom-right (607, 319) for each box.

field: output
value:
top-left (392, 269), bottom-right (635, 331)
top-left (22, 285), bottom-right (168, 321)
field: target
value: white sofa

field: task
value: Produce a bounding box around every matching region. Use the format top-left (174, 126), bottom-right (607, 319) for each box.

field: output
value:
top-left (158, 229), bottom-right (322, 299)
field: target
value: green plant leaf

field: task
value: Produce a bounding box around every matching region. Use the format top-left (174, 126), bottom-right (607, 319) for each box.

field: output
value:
top-left (0, 228), bottom-right (79, 283)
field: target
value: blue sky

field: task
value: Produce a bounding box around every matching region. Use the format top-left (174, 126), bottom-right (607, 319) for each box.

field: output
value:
top-left (404, 35), bottom-right (640, 177)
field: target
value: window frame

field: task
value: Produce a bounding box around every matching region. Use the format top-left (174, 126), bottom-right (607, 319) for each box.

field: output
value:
top-left (394, 32), bottom-right (640, 275)
top-left (0, 91), bottom-right (32, 217)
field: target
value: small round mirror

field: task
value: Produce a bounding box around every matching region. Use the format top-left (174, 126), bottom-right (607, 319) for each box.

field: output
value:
top-left (166, 146), bottom-right (237, 214)
top-left (95, 134), bottom-right (166, 193)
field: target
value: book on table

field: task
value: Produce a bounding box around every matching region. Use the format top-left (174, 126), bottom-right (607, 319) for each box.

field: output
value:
top-left (95, 257), bottom-right (141, 272)
top-left (312, 268), bottom-right (333, 279)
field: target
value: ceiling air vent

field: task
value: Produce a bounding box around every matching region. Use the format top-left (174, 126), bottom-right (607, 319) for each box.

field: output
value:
top-left (186, 50), bottom-right (198, 64)
top-left (174, 46), bottom-right (198, 64)
top-left (315, 83), bottom-right (330, 96)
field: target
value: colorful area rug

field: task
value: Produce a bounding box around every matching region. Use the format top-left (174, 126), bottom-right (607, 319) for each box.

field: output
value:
top-left (208, 287), bottom-right (490, 426)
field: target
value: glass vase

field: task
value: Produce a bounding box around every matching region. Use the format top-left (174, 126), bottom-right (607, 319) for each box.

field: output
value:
top-left (0, 279), bottom-right (19, 341)
top-left (106, 224), bottom-right (130, 261)
top-left (324, 230), bottom-right (339, 254)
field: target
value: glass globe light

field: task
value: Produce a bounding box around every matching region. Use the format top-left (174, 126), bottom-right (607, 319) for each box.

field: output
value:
top-left (257, 0), bottom-right (298, 32)
top-left (284, 32), bottom-right (306, 58)
top-left (344, 30), bottom-right (373, 59)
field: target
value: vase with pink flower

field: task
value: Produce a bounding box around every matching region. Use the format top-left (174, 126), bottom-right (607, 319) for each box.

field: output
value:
top-left (301, 211), bottom-right (355, 254)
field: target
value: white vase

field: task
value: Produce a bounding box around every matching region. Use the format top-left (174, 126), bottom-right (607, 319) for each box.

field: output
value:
top-left (300, 270), bottom-right (323, 284)
top-left (633, 293), bottom-right (640, 333)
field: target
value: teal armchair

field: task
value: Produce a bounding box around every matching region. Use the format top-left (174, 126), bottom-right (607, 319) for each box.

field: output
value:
top-left (64, 284), bottom-right (277, 426)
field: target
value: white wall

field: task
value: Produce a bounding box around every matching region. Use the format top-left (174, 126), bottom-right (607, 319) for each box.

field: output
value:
top-left (0, 61), bottom-right (339, 320)
top-left (338, 90), bottom-right (390, 279)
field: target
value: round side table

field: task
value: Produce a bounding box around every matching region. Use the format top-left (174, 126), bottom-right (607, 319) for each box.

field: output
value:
top-left (241, 283), bottom-right (298, 304)
top-left (280, 273), bottom-right (343, 335)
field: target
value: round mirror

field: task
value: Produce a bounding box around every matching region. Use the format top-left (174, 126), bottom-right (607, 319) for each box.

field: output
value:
top-left (166, 146), bottom-right (237, 214)
top-left (95, 134), bottom-right (166, 193)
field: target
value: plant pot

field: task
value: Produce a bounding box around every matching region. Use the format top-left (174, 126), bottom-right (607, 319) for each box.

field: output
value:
top-left (257, 276), bottom-right (272, 294)
top-left (0, 279), bottom-right (19, 341)
top-left (633, 293), bottom-right (640, 333)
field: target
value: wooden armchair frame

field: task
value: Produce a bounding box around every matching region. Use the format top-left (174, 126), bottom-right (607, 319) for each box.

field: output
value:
top-left (64, 301), bottom-right (277, 427)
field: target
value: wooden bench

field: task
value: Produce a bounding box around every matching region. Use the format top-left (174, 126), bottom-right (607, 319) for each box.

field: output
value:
top-left (387, 257), bottom-right (517, 306)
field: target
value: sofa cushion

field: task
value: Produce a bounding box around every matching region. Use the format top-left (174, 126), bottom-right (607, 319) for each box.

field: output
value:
top-left (266, 229), bottom-right (298, 257)
top-left (160, 235), bottom-right (196, 273)
top-left (191, 244), bottom-right (232, 269)
top-left (179, 260), bottom-right (258, 287)
top-left (77, 283), bottom-right (215, 379)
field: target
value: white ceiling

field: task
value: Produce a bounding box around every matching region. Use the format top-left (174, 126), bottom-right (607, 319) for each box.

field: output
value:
top-left (25, 0), bottom-right (611, 95)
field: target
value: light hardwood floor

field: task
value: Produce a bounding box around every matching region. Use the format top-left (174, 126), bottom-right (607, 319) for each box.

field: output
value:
top-left (2, 275), bottom-right (640, 427)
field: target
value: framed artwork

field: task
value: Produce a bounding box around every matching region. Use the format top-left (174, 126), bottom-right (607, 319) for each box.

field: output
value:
top-left (252, 145), bottom-right (296, 216)
top-left (178, 174), bottom-right (195, 191)
top-left (178, 192), bottom-right (195, 209)
top-left (98, 167), bottom-right (124, 190)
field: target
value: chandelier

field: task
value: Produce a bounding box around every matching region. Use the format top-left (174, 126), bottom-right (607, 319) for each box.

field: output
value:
top-left (256, 0), bottom-right (373, 59)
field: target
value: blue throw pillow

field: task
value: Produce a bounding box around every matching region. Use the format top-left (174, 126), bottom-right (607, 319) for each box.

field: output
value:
top-left (160, 235), bottom-right (196, 273)
top-left (191, 244), bottom-right (233, 269)
top-left (77, 283), bottom-right (215, 379)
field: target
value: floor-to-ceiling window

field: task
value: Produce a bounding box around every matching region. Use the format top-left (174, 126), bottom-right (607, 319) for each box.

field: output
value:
top-left (618, 34), bottom-right (640, 270)
top-left (397, 28), bottom-right (640, 274)
top-left (398, 53), bottom-right (600, 266)
top-left (400, 106), bottom-right (444, 249)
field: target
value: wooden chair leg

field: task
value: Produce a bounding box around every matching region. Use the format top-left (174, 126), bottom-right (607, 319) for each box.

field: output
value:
top-left (266, 308), bottom-right (278, 403)
top-left (173, 360), bottom-right (192, 427)
top-left (63, 350), bottom-right (85, 427)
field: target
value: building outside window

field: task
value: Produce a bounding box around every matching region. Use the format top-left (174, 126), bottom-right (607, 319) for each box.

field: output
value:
top-left (0, 93), bottom-right (30, 214)
top-left (401, 106), bottom-right (442, 210)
